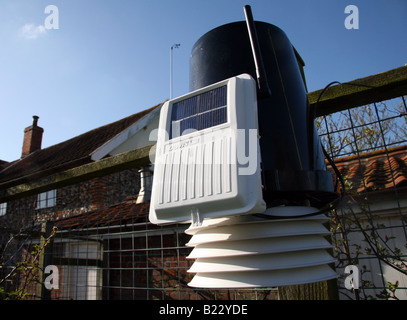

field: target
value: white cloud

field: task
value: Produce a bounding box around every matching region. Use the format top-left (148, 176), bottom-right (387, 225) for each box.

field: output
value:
top-left (19, 24), bottom-right (47, 39)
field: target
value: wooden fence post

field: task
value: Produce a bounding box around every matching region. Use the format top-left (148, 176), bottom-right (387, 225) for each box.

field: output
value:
top-left (278, 278), bottom-right (339, 300)
top-left (36, 221), bottom-right (54, 300)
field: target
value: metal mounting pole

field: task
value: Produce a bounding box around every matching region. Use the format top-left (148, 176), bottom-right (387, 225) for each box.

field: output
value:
top-left (170, 43), bottom-right (180, 99)
top-left (243, 5), bottom-right (271, 98)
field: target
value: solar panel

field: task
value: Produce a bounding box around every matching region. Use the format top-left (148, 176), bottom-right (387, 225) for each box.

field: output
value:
top-left (170, 85), bottom-right (227, 139)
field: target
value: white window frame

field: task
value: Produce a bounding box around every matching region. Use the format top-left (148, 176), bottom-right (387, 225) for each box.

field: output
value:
top-left (0, 202), bottom-right (7, 216)
top-left (59, 241), bottom-right (103, 300)
top-left (36, 189), bottom-right (56, 209)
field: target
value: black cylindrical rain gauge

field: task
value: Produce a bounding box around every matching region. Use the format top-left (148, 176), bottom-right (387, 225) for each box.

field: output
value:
top-left (190, 8), bottom-right (337, 210)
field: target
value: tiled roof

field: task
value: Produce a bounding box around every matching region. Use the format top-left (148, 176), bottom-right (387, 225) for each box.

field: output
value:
top-left (331, 145), bottom-right (407, 194)
top-left (0, 104), bottom-right (161, 187)
top-left (55, 198), bottom-right (149, 231)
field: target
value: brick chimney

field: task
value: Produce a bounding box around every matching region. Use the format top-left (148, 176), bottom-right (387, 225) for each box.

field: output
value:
top-left (22, 115), bottom-right (44, 158)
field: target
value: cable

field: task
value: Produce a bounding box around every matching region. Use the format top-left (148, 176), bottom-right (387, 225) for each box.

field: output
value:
top-left (316, 81), bottom-right (346, 196)
top-left (313, 81), bottom-right (342, 120)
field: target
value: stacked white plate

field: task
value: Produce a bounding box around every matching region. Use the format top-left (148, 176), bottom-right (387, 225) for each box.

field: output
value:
top-left (185, 206), bottom-right (338, 288)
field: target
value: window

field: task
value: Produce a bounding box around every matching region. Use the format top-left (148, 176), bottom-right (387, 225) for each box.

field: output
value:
top-left (0, 202), bottom-right (7, 216)
top-left (170, 85), bottom-right (227, 139)
top-left (58, 242), bottom-right (102, 300)
top-left (37, 189), bottom-right (56, 209)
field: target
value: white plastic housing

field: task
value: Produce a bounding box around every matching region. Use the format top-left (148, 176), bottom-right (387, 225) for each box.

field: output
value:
top-left (149, 74), bottom-right (265, 225)
top-left (185, 206), bottom-right (338, 288)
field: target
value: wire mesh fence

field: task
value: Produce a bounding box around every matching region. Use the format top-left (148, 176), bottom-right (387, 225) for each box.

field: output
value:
top-left (318, 96), bottom-right (407, 158)
top-left (0, 168), bottom-right (279, 300)
top-left (1, 73), bottom-right (406, 300)
top-left (317, 95), bottom-right (407, 300)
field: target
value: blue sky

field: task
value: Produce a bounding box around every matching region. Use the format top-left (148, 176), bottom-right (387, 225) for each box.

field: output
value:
top-left (0, 0), bottom-right (406, 162)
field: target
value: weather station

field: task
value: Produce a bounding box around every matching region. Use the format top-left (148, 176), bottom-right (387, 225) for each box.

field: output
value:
top-left (149, 5), bottom-right (340, 288)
